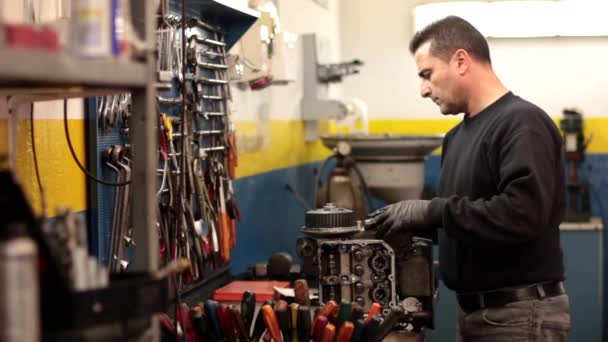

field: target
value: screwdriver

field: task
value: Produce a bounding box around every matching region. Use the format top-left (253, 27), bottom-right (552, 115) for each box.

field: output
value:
top-left (336, 321), bottom-right (355, 342)
top-left (241, 291), bottom-right (256, 333)
top-left (351, 319), bottom-right (365, 342)
top-left (190, 305), bottom-right (209, 340)
top-left (366, 302), bottom-right (382, 322)
top-left (374, 306), bottom-right (405, 341)
top-left (218, 304), bottom-right (237, 342)
top-left (360, 316), bottom-right (381, 341)
top-left (276, 306), bottom-right (292, 342)
top-left (297, 305), bottom-right (311, 342)
top-left (261, 304), bottom-right (283, 342)
top-left (294, 279), bottom-right (311, 306)
top-left (350, 303), bottom-right (364, 322)
top-left (336, 300), bottom-right (351, 328)
top-left (290, 303), bottom-right (299, 342)
top-left (251, 300), bottom-right (274, 342)
top-left (319, 300), bottom-right (338, 318)
top-left (204, 299), bottom-right (224, 342)
top-left (229, 305), bottom-right (249, 342)
top-left (276, 299), bottom-right (289, 310)
top-left (311, 315), bottom-right (328, 342)
top-left (321, 323), bottom-right (336, 342)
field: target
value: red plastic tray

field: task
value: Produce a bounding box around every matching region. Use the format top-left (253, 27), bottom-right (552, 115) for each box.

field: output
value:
top-left (213, 280), bottom-right (290, 302)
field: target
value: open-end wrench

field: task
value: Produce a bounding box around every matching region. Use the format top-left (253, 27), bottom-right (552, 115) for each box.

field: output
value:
top-left (114, 148), bottom-right (131, 271)
top-left (110, 94), bottom-right (120, 127)
top-left (102, 146), bottom-right (121, 269)
top-left (103, 95), bottom-right (113, 130)
top-left (98, 96), bottom-right (107, 131)
top-left (106, 146), bottom-right (124, 271)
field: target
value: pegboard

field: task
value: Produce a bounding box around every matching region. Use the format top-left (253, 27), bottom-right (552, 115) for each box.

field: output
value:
top-left (85, 97), bottom-right (130, 265)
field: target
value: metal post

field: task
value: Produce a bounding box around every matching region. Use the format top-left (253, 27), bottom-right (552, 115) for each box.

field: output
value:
top-left (130, 0), bottom-right (159, 273)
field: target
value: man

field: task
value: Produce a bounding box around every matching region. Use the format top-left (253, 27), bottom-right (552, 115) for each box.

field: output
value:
top-left (365, 16), bottom-right (570, 341)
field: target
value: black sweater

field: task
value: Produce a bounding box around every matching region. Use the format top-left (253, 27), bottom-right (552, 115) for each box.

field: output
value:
top-left (428, 92), bottom-right (566, 292)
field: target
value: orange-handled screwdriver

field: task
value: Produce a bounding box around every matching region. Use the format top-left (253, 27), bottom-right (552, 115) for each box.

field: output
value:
top-left (366, 302), bottom-right (382, 322)
top-left (336, 321), bottom-right (354, 342)
top-left (261, 304), bottom-right (283, 342)
top-left (319, 300), bottom-right (338, 317)
top-left (321, 323), bottom-right (336, 342)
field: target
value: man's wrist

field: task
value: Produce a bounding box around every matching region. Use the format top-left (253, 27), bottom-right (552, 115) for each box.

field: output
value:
top-left (428, 197), bottom-right (447, 227)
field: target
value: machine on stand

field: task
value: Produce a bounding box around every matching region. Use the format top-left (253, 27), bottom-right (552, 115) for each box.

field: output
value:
top-left (560, 109), bottom-right (591, 222)
top-left (297, 204), bottom-right (436, 339)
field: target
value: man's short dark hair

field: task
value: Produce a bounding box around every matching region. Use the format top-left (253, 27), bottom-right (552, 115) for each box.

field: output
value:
top-left (409, 16), bottom-right (491, 64)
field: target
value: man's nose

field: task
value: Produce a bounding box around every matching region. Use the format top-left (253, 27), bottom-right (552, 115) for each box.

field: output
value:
top-left (420, 82), bottom-right (431, 98)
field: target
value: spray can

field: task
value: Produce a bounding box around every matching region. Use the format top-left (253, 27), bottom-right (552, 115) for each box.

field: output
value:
top-left (0, 229), bottom-right (40, 342)
top-left (70, 0), bottom-right (113, 57)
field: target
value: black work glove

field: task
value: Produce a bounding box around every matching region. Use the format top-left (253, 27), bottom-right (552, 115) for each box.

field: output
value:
top-left (364, 200), bottom-right (433, 239)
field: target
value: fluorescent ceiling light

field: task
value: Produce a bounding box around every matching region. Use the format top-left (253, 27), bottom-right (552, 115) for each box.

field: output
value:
top-left (413, 0), bottom-right (608, 38)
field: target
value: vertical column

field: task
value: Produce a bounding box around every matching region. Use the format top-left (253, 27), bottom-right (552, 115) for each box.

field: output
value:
top-left (130, 0), bottom-right (158, 272)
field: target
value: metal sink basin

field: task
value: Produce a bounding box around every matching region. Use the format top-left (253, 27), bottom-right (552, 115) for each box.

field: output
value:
top-left (321, 134), bottom-right (444, 203)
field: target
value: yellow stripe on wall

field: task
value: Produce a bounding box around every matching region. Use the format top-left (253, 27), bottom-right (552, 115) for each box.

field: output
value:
top-left (0, 118), bottom-right (87, 217)
top-left (583, 118), bottom-right (608, 154)
top-left (235, 120), bottom-right (332, 178)
top-left (235, 117), bottom-right (608, 177)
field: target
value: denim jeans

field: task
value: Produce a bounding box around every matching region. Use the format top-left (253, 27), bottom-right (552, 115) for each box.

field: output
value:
top-left (457, 294), bottom-right (570, 342)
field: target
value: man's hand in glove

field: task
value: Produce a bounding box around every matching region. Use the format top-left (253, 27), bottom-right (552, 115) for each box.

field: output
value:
top-left (364, 200), bottom-right (435, 239)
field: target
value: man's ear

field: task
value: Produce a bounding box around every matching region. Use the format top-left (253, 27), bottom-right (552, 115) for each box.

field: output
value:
top-left (452, 49), bottom-right (470, 75)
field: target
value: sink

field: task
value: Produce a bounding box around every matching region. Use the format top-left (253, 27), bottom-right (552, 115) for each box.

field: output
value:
top-left (321, 134), bottom-right (443, 203)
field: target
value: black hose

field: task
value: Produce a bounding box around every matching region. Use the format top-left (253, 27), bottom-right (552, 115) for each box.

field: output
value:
top-left (350, 160), bottom-right (377, 211)
top-left (63, 99), bottom-right (130, 186)
top-left (313, 154), bottom-right (336, 208)
top-left (30, 102), bottom-right (47, 216)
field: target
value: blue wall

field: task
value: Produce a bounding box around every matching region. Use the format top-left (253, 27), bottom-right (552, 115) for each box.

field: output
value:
top-left (232, 162), bottom-right (320, 273)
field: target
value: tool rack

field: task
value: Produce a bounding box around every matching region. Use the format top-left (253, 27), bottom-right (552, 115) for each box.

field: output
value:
top-left (1, 2), bottom-right (159, 339)
top-left (85, 0), bottom-right (258, 298)
top-left (1, 0), bottom-right (257, 340)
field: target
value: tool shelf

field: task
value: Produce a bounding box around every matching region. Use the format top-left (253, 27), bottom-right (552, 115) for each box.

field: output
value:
top-left (1, 1), bottom-right (160, 340)
top-left (168, 0), bottom-right (259, 49)
top-left (0, 48), bottom-right (147, 92)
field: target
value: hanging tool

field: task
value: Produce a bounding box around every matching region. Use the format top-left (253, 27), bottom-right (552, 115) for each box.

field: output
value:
top-left (215, 162), bottom-right (231, 261)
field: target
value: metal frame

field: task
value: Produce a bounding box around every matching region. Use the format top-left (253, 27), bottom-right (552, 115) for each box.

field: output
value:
top-left (1, 1), bottom-right (159, 339)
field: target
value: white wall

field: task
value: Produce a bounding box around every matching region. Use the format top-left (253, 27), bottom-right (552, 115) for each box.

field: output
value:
top-left (230, 0), bottom-right (342, 122)
top-left (339, 0), bottom-right (608, 119)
